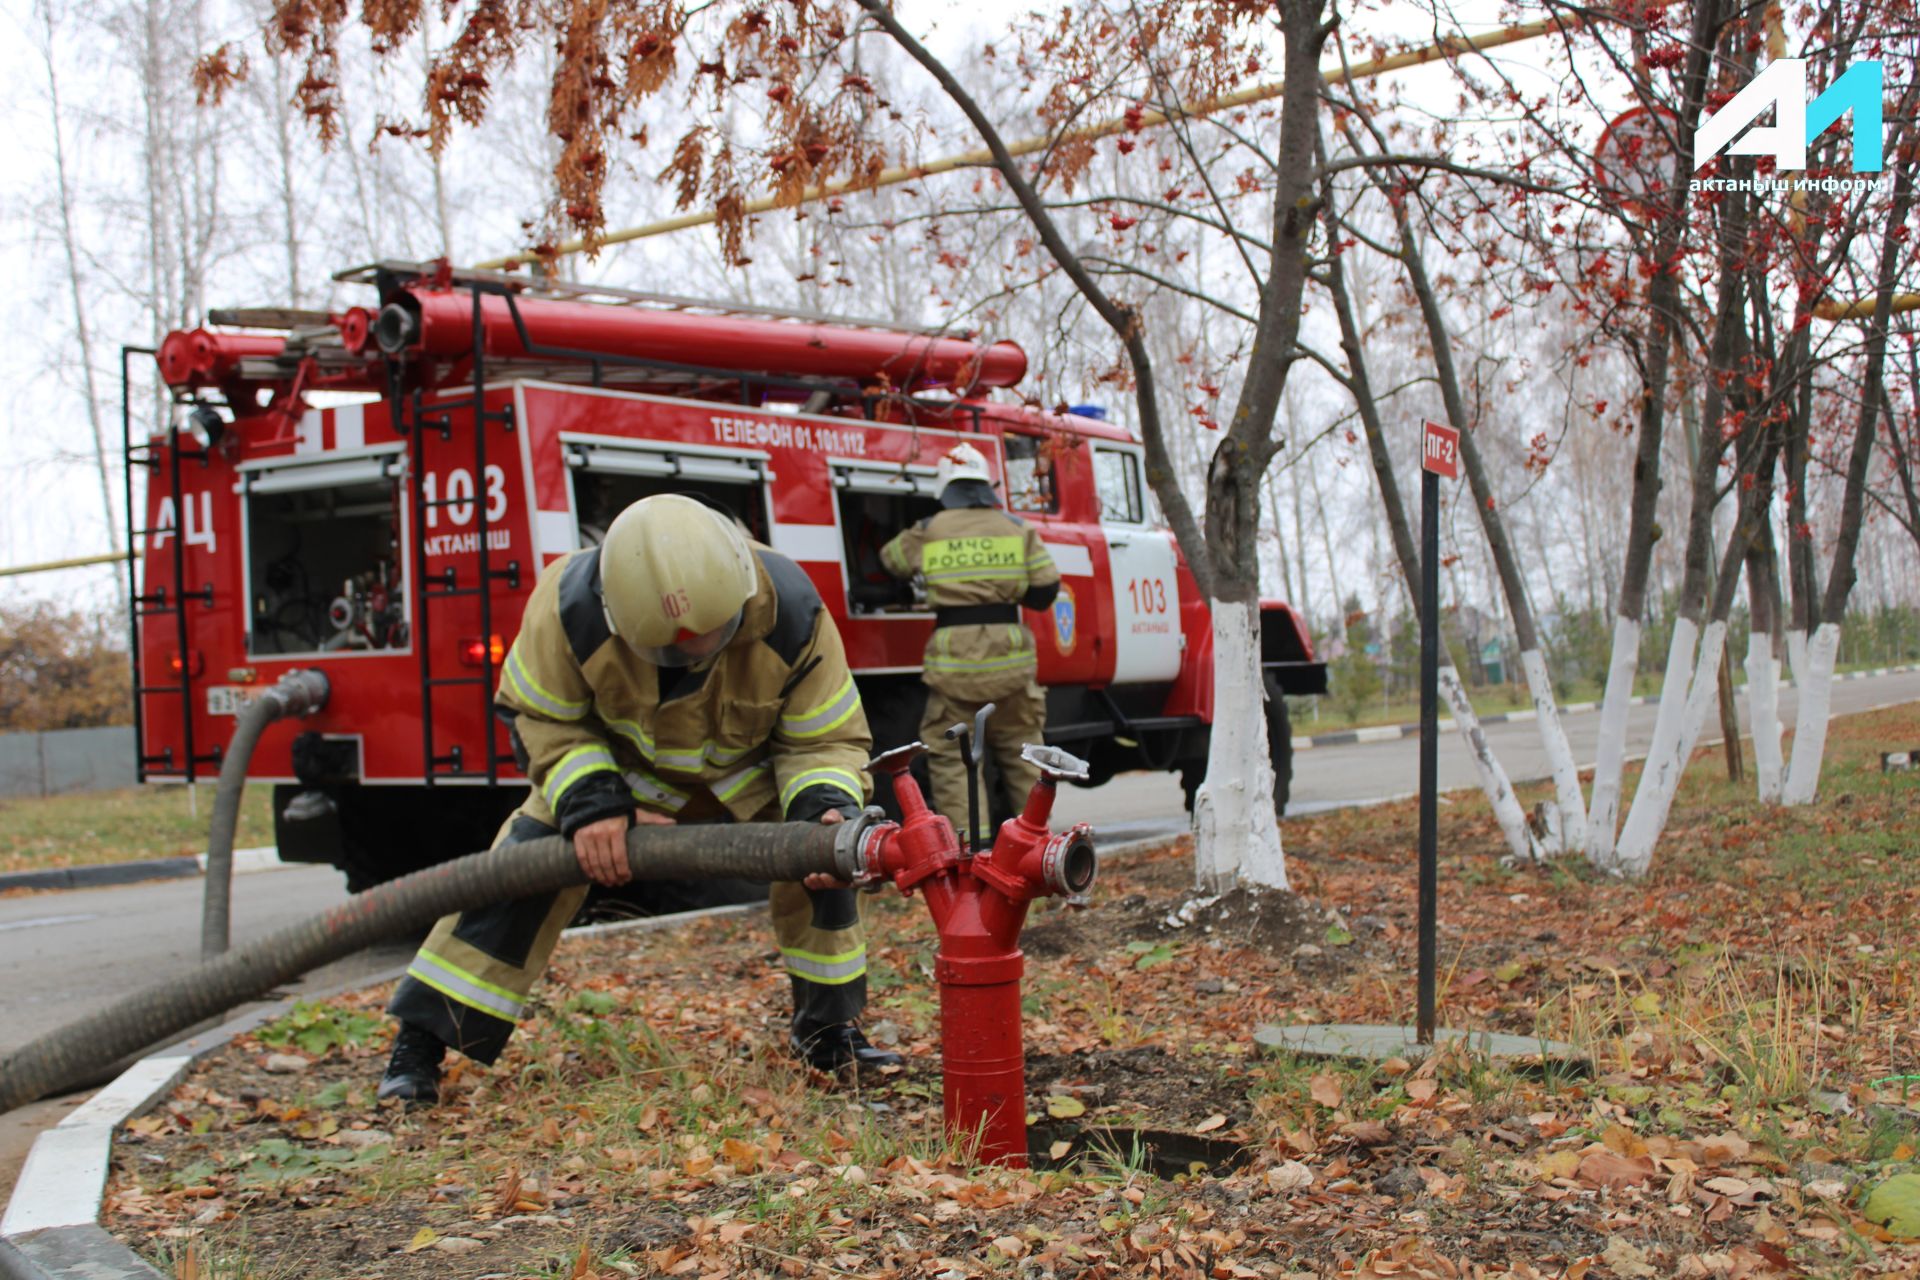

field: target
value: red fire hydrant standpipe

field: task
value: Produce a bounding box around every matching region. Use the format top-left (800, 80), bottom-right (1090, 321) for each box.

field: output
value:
top-left (849, 742), bottom-right (1097, 1167)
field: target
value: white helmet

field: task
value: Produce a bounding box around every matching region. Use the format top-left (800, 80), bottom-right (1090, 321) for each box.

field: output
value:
top-left (936, 442), bottom-right (991, 489)
top-left (598, 495), bottom-right (759, 666)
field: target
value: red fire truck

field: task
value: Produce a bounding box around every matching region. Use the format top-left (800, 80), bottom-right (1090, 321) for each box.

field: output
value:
top-left (130, 261), bottom-right (1324, 888)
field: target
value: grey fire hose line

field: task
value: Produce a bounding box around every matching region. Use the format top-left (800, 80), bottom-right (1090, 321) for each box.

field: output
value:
top-left (0, 1237), bottom-right (38, 1280)
top-left (201, 669), bottom-right (331, 958)
top-left (0, 815), bottom-right (870, 1116)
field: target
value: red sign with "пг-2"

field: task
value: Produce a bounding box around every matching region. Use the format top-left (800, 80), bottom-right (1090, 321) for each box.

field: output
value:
top-left (1422, 420), bottom-right (1459, 479)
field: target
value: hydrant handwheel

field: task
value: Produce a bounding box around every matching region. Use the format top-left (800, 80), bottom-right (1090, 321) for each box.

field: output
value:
top-left (1020, 743), bottom-right (1091, 783)
top-left (867, 742), bottom-right (929, 774)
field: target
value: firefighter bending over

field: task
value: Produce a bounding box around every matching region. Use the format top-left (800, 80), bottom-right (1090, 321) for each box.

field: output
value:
top-left (881, 443), bottom-right (1062, 844)
top-left (379, 495), bottom-right (901, 1103)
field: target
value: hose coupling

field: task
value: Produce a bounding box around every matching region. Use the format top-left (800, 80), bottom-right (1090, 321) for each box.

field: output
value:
top-left (832, 806), bottom-right (892, 886)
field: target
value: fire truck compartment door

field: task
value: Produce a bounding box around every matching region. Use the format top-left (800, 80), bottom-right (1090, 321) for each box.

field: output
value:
top-left (1093, 446), bottom-right (1181, 683)
top-left (240, 448), bottom-right (404, 494)
top-left (565, 444), bottom-right (769, 486)
top-left (832, 461), bottom-right (942, 497)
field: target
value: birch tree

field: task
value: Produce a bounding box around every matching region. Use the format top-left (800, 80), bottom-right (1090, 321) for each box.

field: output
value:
top-left (1781, 141), bottom-right (1919, 803)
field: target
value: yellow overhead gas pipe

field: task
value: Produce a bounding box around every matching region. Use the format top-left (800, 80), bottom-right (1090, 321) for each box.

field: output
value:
top-left (0, 549), bottom-right (139, 579)
top-left (475, 16), bottom-right (1574, 269)
top-left (1814, 294), bottom-right (1920, 321)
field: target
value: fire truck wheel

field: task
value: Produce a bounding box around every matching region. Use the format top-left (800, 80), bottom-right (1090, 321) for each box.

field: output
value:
top-left (1179, 674), bottom-right (1292, 818)
top-left (1266, 672), bottom-right (1294, 815)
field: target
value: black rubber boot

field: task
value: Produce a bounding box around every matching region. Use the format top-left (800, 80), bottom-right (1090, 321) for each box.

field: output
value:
top-left (378, 1022), bottom-right (446, 1104)
top-left (790, 1023), bottom-right (905, 1075)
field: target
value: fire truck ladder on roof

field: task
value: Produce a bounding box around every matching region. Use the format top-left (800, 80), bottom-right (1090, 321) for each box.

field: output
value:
top-left (384, 278), bottom-right (523, 787)
top-left (122, 344), bottom-right (222, 783)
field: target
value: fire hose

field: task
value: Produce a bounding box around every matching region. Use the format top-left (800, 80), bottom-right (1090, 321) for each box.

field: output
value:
top-left (4, 737), bottom-right (1098, 1166)
top-left (201, 669), bottom-right (331, 958)
top-left (0, 819), bottom-right (865, 1116)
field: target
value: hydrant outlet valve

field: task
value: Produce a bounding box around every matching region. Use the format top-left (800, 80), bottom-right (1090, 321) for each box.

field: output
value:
top-left (857, 741), bottom-right (1100, 1166)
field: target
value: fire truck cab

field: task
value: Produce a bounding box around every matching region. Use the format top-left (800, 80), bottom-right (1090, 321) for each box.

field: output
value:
top-left (132, 262), bottom-right (1324, 888)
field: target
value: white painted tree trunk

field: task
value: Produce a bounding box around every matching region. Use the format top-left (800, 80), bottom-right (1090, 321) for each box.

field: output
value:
top-left (1192, 599), bottom-right (1287, 892)
top-left (1602, 616), bottom-right (1698, 873)
top-left (1519, 647), bottom-right (1587, 856)
top-left (1781, 622), bottom-right (1841, 806)
top-left (1584, 616), bottom-right (1642, 866)
top-left (1745, 631), bottom-right (1785, 802)
top-left (1437, 664), bottom-right (1542, 864)
top-left (1614, 619), bottom-right (1725, 876)
top-left (1786, 629), bottom-right (1808, 689)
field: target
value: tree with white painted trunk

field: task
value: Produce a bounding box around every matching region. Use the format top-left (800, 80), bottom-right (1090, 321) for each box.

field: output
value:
top-left (1579, 0), bottom-right (1728, 869)
top-left (1317, 172), bottom-right (1541, 866)
top-left (1608, 63), bottom-right (1765, 874)
top-left (847, 0), bottom-right (1344, 894)
top-left (1780, 142), bottom-right (1918, 805)
top-left (1743, 462), bottom-right (1789, 803)
top-left (1326, 99), bottom-right (1584, 858)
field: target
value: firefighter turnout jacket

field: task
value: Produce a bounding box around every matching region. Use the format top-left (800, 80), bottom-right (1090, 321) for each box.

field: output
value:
top-left (502, 545), bottom-right (869, 831)
top-left (879, 505), bottom-right (1061, 702)
top-left (880, 500), bottom-right (1060, 843)
top-left (389, 544), bottom-right (875, 1065)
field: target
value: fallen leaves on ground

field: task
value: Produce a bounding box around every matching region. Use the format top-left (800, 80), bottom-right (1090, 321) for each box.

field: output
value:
top-left (98, 704), bottom-right (1920, 1278)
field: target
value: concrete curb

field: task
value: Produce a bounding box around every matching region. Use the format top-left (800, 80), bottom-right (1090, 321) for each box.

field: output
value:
top-left (0, 895), bottom-right (844, 1278)
top-left (0, 849), bottom-right (284, 897)
top-left (1288, 663), bottom-right (1920, 752)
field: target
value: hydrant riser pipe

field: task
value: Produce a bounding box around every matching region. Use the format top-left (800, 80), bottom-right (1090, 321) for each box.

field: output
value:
top-left (940, 975), bottom-right (1030, 1167)
top-left (0, 821), bottom-right (858, 1116)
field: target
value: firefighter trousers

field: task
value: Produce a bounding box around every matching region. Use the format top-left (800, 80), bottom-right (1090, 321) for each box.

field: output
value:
top-left (388, 808), bottom-right (872, 1065)
top-left (921, 679), bottom-right (1046, 846)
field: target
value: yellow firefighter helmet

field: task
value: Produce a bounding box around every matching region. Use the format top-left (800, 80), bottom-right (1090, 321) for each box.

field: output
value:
top-left (598, 495), bottom-right (759, 666)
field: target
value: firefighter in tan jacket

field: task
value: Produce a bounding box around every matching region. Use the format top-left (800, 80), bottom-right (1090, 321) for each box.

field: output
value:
top-left (880, 443), bottom-right (1061, 844)
top-left (380, 495), bottom-right (900, 1103)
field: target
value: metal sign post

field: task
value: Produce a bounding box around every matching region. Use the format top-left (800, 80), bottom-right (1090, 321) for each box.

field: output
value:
top-left (1418, 421), bottom-right (1458, 1045)
top-left (1246, 422), bottom-right (1578, 1071)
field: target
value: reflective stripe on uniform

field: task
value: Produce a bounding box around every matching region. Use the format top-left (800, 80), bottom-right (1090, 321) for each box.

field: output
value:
top-left (624, 768), bottom-right (690, 812)
top-left (1027, 547), bottom-right (1055, 573)
top-left (655, 739), bottom-right (759, 773)
top-left (603, 715), bottom-right (655, 759)
top-left (779, 943), bottom-right (868, 985)
top-left (503, 647), bottom-right (588, 721)
top-left (542, 744), bottom-right (620, 810)
top-left (406, 949), bottom-right (525, 1020)
top-left (924, 566), bottom-right (1028, 583)
top-left (924, 652), bottom-right (1035, 674)
top-left (714, 759), bottom-right (770, 804)
top-left (778, 675), bottom-right (862, 739)
top-left (779, 766), bottom-right (865, 814)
